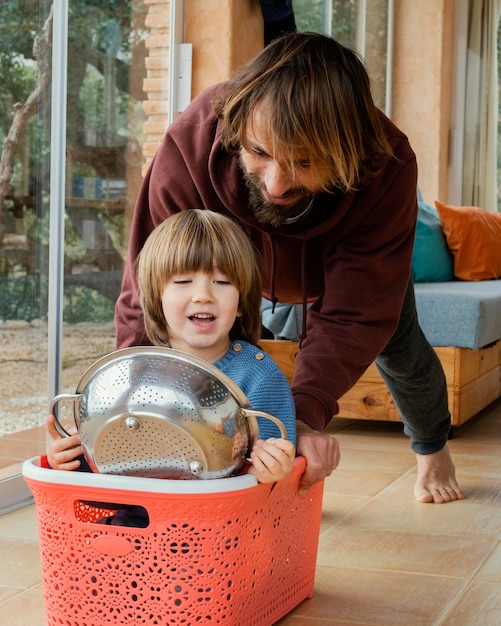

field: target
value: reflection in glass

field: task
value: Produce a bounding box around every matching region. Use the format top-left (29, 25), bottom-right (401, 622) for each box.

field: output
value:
top-left (294, 0), bottom-right (389, 110)
top-left (0, 0), bottom-right (149, 483)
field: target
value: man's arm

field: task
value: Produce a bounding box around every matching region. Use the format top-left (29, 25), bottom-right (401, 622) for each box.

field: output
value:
top-left (292, 147), bottom-right (418, 433)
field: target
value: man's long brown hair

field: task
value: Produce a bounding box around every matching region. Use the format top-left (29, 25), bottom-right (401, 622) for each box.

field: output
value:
top-left (214, 32), bottom-right (392, 192)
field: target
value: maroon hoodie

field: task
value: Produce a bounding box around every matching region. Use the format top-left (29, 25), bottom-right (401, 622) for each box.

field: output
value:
top-left (115, 85), bottom-right (418, 431)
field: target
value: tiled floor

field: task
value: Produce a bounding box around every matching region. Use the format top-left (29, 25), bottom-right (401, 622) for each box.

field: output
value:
top-left (0, 425), bottom-right (45, 473)
top-left (1, 399), bottom-right (501, 625)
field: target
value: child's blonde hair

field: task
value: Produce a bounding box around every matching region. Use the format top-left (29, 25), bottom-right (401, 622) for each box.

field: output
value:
top-left (137, 209), bottom-right (263, 347)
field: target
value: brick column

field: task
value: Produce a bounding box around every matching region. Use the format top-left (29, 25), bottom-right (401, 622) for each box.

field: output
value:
top-left (141, 0), bottom-right (263, 173)
top-left (143, 0), bottom-right (171, 172)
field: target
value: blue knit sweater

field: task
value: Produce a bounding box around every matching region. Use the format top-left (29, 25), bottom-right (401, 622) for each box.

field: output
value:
top-left (214, 340), bottom-right (296, 445)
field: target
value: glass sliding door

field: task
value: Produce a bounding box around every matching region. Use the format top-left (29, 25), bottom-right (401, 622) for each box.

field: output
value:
top-left (0, 0), bottom-right (149, 512)
top-left (56, 0), bottom-right (148, 398)
top-left (0, 0), bottom-right (54, 510)
top-left (294, 0), bottom-right (392, 112)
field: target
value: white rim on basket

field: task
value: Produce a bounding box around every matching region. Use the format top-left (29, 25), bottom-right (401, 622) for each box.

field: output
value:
top-left (22, 456), bottom-right (258, 494)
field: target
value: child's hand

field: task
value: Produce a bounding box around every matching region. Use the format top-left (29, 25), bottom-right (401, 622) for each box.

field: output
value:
top-left (248, 438), bottom-right (295, 483)
top-left (46, 414), bottom-right (83, 471)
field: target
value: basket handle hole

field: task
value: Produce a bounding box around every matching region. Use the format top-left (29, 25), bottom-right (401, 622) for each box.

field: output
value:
top-left (74, 500), bottom-right (149, 528)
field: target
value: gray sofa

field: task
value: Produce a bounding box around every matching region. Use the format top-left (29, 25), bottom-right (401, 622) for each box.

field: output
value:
top-left (415, 280), bottom-right (501, 350)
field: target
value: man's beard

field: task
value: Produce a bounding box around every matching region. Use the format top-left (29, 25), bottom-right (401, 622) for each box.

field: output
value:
top-left (240, 162), bottom-right (315, 228)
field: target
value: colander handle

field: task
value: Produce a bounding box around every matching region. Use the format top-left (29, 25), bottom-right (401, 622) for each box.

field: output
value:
top-left (50, 393), bottom-right (81, 438)
top-left (241, 409), bottom-right (288, 440)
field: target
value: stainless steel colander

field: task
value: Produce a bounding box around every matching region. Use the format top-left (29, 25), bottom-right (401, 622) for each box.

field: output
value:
top-left (50, 346), bottom-right (287, 479)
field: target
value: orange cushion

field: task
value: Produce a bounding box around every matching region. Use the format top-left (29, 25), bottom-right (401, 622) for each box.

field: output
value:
top-left (434, 201), bottom-right (501, 280)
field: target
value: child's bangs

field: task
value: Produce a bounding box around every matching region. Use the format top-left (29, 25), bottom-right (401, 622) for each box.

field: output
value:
top-left (165, 240), bottom-right (211, 277)
top-left (168, 226), bottom-right (240, 283)
top-left (211, 237), bottom-right (246, 287)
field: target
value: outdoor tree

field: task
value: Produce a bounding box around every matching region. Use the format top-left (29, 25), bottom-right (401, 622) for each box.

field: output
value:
top-left (0, 0), bottom-right (147, 318)
top-left (0, 0), bottom-right (145, 216)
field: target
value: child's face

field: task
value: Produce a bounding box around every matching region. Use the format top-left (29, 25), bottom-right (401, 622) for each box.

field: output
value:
top-left (161, 269), bottom-right (241, 362)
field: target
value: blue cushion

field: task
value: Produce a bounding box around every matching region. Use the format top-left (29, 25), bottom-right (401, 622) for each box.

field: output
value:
top-left (412, 201), bottom-right (455, 283)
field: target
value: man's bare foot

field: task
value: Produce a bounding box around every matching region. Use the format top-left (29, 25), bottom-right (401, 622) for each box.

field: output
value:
top-left (414, 445), bottom-right (464, 503)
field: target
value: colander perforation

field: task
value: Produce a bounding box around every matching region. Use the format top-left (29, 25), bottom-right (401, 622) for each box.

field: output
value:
top-left (206, 432), bottom-right (234, 461)
top-left (197, 380), bottom-right (228, 408)
top-left (92, 418), bottom-right (207, 478)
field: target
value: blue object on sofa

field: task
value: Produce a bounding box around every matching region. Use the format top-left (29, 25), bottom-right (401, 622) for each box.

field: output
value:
top-left (414, 281), bottom-right (501, 350)
top-left (412, 201), bottom-right (454, 283)
top-left (412, 201), bottom-right (455, 283)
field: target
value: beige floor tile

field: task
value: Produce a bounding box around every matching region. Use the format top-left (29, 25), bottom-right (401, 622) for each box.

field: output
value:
top-left (0, 462), bottom-right (24, 479)
top-left (0, 586), bottom-right (46, 626)
top-left (447, 474), bottom-right (501, 505)
top-left (0, 398), bottom-right (499, 626)
top-left (452, 403), bottom-right (501, 441)
top-left (441, 581), bottom-right (501, 625)
top-left (0, 504), bottom-right (39, 540)
top-left (323, 468), bottom-right (404, 498)
top-left (336, 487), bottom-right (501, 537)
top-left (369, 461), bottom-right (499, 500)
top-left (373, 466), bottom-right (501, 504)
top-left (2, 426), bottom-right (45, 441)
top-left (333, 446), bottom-right (416, 474)
top-left (334, 427), bottom-right (408, 451)
top-left (0, 438), bottom-right (45, 462)
top-left (476, 543), bottom-right (501, 583)
top-left (288, 566), bottom-right (466, 625)
top-left (448, 437), bottom-right (501, 457)
top-left (320, 492), bottom-right (371, 527)
top-left (277, 614), bottom-right (356, 625)
top-left (0, 538), bottom-right (42, 587)
top-left (447, 452), bottom-right (501, 478)
top-left (0, 459), bottom-right (17, 470)
top-left (332, 423), bottom-right (404, 438)
top-left (0, 586), bottom-right (24, 603)
top-left (317, 526), bottom-right (497, 578)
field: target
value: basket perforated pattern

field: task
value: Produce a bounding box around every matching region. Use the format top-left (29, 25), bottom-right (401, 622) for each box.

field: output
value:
top-left (27, 459), bottom-right (323, 625)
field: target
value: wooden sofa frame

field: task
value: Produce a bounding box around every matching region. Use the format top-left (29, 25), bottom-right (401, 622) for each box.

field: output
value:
top-left (259, 339), bottom-right (501, 428)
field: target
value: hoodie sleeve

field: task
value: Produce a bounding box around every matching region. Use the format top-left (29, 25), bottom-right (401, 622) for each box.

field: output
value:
top-left (292, 138), bottom-right (418, 431)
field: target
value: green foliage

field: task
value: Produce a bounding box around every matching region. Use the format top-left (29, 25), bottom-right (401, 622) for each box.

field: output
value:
top-left (295, 0), bottom-right (358, 40)
top-left (294, 0), bottom-right (327, 33)
top-left (0, 0), bottom-right (147, 180)
top-left (79, 67), bottom-right (105, 136)
top-left (1, 0), bottom-right (146, 329)
top-left (63, 285), bottom-right (115, 323)
top-left (0, 60), bottom-right (35, 135)
top-left (0, 275), bottom-right (114, 323)
top-left (0, 274), bottom-right (48, 322)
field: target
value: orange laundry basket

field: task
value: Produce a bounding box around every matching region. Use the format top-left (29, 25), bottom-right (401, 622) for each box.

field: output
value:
top-left (23, 456), bottom-right (324, 626)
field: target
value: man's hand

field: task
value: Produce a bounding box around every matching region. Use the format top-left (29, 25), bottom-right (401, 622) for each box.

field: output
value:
top-left (296, 419), bottom-right (340, 495)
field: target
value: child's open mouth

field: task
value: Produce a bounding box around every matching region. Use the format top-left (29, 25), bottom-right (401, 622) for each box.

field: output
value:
top-left (189, 313), bottom-right (215, 326)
